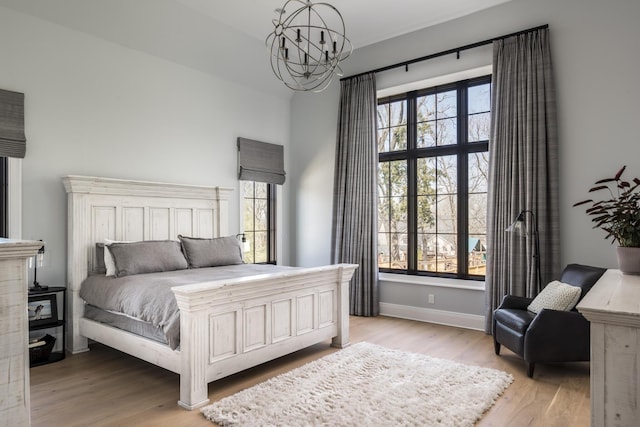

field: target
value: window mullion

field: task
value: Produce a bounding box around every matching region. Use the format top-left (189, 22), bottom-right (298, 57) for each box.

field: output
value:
top-left (407, 93), bottom-right (417, 273)
top-left (457, 83), bottom-right (469, 277)
top-left (268, 183), bottom-right (277, 264)
top-left (0, 157), bottom-right (6, 238)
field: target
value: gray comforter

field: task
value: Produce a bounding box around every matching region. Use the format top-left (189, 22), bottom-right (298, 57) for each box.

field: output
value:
top-left (79, 264), bottom-right (294, 349)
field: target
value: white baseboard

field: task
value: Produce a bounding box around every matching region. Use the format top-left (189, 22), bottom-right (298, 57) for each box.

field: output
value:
top-left (379, 302), bottom-right (485, 331)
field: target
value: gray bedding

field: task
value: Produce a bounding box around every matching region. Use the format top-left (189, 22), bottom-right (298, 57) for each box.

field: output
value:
top-left (79, 264), bottom-right (294, 349)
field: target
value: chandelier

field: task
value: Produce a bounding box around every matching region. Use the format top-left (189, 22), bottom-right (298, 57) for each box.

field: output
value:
top-left (266, 0), bottom-right (352, 92)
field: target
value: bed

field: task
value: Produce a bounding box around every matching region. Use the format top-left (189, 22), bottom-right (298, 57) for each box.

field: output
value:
top-left (62, 175), bottom-right (357, 410)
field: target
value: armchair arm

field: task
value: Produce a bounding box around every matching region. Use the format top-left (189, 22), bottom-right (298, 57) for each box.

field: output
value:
top-left (497, 295), bottom-right (533, 310)
top-left (524, 309), bottom-right (591, 363)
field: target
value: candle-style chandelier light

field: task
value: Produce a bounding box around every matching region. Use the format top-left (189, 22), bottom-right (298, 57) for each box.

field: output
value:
top-left (266, 0), bottom-right (352, 92)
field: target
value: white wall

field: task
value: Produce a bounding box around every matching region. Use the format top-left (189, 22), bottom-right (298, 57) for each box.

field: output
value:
top-left (289, 0), bottom-right (640, 315)
top-left (289, 85), bottom-right (340, 266)
top-left (0, 6), bottom-right (291, 285)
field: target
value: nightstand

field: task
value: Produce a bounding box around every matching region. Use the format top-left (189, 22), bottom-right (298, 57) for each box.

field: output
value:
top-left (28, 286), bottom-right (66, 367)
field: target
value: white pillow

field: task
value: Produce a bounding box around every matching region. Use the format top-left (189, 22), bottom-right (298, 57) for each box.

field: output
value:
top-left (104, 238), bottom-right (130, 276)
top-left (527, 280), bottom-right (581, 314)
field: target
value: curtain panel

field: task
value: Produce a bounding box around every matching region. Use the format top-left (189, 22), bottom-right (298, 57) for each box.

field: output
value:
top-left (0, 89), bottom-right (26, 159)
top-left (237, 137), bottom-right (286, 185)
top-left (485, 28), bottom-right (560, 332)
top-left (332, 73), bottom-right (379, 316)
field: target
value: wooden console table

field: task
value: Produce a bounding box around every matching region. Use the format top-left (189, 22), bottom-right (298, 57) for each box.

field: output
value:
top-left (577, 269), bottom-right (640, 426)
top-left (0, 239), bottom-right (45, 426)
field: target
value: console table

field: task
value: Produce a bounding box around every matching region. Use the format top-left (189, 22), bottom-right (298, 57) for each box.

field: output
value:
top-left (0, 239), bottom-right (45, 426)
top-left (577, 269), bottom-right (640, 427)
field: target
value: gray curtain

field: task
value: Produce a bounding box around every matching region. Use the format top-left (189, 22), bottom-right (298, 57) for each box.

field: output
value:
top-left (332, 73), bottom-right (379, 316)
top-left (485, 28), bottom-right (560, 332)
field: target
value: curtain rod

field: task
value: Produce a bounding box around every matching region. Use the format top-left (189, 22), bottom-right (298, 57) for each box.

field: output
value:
top-left (341, 24), bottom-right (549, 81)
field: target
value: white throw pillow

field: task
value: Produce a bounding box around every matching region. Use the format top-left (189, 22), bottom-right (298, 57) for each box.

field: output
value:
top-left (104, 238), bottom-right (130, 276)
top-left (527, 280), bottom-right (581, 314)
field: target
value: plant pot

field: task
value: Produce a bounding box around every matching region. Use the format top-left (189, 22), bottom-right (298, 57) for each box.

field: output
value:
top-left (616, 246), bottom-right (640, 275)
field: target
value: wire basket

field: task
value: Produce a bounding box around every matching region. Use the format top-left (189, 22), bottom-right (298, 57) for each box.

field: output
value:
top-left (29, 334), bottom-right (56, 365)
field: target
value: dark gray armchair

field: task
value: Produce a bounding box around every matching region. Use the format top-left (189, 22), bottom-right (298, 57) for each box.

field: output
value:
top-left (492, 264), bottom-right (606, 377)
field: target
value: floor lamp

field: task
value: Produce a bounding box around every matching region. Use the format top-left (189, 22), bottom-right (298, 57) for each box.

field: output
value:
top-left (506, 210), bottom-right (541, 291)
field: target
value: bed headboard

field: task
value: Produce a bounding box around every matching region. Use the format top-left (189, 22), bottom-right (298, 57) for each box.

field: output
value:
top-left (62, 175), bottom-right (233, 353)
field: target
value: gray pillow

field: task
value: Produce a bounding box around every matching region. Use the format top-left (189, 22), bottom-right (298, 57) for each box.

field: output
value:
top-left (109, 240), bottom-right (188, 277)
top-left (178, 235), bottom-right (244, 268)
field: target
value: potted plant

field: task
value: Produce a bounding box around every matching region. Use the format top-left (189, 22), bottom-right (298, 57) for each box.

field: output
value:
top-left (574, 165), bottom-right (640, 274)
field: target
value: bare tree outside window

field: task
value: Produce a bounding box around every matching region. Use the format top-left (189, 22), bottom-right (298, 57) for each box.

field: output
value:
top-left (378, 100), bottom-right (409, 269)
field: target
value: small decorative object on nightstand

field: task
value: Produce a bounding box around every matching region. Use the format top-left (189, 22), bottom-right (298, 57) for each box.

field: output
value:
top-left (28, 286), bottom-right (66, 367)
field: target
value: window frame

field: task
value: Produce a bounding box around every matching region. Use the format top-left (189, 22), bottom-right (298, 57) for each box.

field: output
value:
top-left (241, 180), bottom-right (277, 264)
top-left (0, 157), bottom-right (21, 239)
top-left (378, 75), bottom-right (490, 280)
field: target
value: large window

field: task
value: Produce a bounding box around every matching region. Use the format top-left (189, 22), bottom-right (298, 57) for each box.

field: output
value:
top-left (242, 181), bottom-right (276, 264)
top-left (377, 76), bottom-right (490, 279)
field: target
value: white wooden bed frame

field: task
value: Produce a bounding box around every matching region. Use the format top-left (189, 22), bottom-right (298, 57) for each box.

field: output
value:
top-left (62, 175), bottom-right (357, 410)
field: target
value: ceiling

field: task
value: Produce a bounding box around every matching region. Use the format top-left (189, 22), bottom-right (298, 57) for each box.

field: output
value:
top-left (174, 0), bottom-right (511, 49)
top-left (0, 0), bottom-right (510, 96)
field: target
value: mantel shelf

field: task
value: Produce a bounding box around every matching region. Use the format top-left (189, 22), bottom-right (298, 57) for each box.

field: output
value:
top-left (577, 269), bottom-right (640, 327)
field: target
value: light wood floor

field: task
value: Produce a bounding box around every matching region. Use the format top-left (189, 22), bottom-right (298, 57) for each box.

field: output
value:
top-left (30, 316), bottom-right (590, 426)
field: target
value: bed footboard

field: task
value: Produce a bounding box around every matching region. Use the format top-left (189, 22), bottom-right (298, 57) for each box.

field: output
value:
top-left (173, 263), bottom-right (358, 410)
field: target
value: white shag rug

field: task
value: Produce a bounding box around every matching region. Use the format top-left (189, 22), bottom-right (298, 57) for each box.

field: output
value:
top-left (201, 342), bottom-right (513, 427)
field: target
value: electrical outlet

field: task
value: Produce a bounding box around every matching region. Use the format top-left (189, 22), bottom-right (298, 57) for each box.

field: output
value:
top-left (428, 294), bottom-right (435, 304)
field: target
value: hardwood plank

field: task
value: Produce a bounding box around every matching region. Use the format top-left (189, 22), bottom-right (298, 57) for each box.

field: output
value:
top-left (30, 316), bottom-right (590, 427)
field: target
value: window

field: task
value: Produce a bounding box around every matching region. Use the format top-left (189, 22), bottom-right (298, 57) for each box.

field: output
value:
top-left (242, 181), bottom-right (276, 264)
top-left (377, 76), bottom-right (490, 279)
top-left (0, 157), bottom-right (6, 238)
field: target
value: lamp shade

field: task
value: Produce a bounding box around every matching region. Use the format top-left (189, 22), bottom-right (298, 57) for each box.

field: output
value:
top-left (505, 215), bottom-right (525, 236)
top-left (28, 245), bottom-right (48, 269)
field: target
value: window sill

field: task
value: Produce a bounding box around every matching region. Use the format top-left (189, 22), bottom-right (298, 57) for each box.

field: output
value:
top-left (378, 272), bottom-right (485, 291)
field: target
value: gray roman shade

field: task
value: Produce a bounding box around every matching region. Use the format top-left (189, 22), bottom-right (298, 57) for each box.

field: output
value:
top-left (0, 89), bottom-right (26, 159)
top-left (237, 137), bottom-right (286, 185)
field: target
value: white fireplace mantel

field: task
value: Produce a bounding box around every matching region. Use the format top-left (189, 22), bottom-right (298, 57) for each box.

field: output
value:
top-left (0, 238), bottom-right (45, 426)
top-left (577, 269), bottom-right (640, 426)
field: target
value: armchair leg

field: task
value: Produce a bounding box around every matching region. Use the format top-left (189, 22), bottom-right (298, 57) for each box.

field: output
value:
top-left (527, 362), bottom-right (535, 378)
top-left (493, 340), bottom-right (501, 355)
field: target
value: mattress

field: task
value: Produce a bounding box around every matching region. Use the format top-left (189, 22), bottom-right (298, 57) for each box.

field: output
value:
top-left (84, 304), bottom-right (168, 345)
top-left (80, 263), bottom-right (294, 349)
